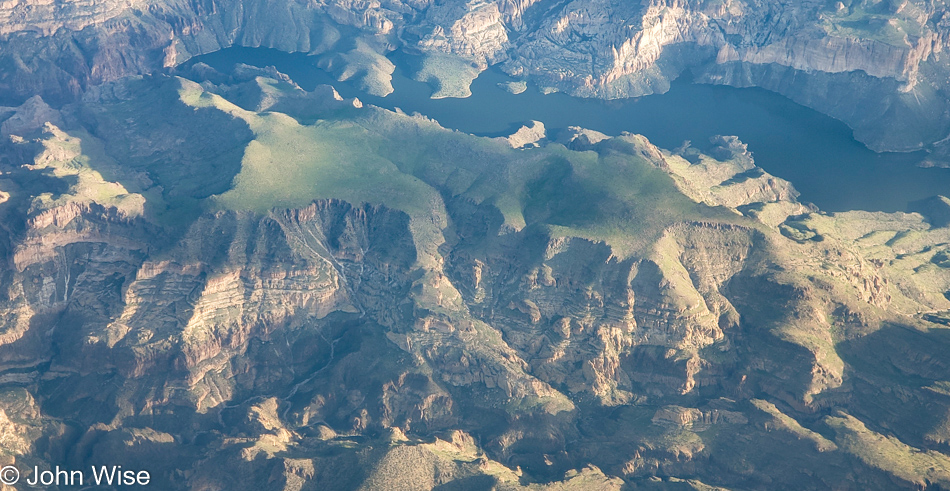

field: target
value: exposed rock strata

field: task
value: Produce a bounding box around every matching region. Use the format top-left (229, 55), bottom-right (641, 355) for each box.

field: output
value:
top-left (0, 73), bottom-right (948, 489)
top-left (2, 0), bottom-right (950, 153)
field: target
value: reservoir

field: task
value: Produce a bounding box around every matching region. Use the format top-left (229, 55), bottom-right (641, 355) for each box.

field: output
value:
top-left (183, 47), bottom-right (950, 214)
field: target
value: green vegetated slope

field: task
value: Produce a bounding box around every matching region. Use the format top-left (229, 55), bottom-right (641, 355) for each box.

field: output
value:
top-left (2, 67), bottom-right (950, 489)
top-left (179, 75), bottom-right (740, 257)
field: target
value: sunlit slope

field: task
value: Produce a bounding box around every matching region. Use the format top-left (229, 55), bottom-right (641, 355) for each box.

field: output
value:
top-left (3, 71), bottom-right (950, 489)
top-left (174, 77), bottom-right (742, 260)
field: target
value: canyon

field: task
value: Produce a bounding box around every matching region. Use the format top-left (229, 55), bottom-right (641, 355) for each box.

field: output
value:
top-left (1, 0), bottom-right (950, 488)
top-left (3, 0), bottom-right (950, 156)
top-left (0, 65), bottom-right (948, 487)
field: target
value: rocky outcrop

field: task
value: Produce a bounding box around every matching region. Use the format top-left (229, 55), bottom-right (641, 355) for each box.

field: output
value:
top-left (2, 0), bottom-right (950, 154)
top-left (502, 0), bottom-right (939, 91)
top-left (504, 120), bottom-right (545, 148)
top-left (418, 0), bottom-right (510, 66)
top-left (0, 72), bottom-right (948, 489)
top-left (652, 405), bottom-right (748, 426)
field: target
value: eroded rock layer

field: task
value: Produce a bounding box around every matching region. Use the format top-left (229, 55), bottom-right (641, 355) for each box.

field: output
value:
top-left (3, 0), bottom-right (950, 155)
top-left (0, 69), bottom-right (949, 489)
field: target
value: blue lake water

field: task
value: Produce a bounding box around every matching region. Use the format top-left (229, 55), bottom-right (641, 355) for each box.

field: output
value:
top-left (184, 47), bottom-right (950, 213)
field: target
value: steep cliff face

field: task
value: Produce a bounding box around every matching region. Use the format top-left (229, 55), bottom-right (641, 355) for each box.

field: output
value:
top-left (499, 0), bottom-right (950, 151)
top-left (504, 0), bottom-right (941, 91)
top-left (1, 70), bottom-right (949, 488)
top-left (3, 0), bottom-right (950, 153)
top-left (0, 0), bottom-right (409, 103)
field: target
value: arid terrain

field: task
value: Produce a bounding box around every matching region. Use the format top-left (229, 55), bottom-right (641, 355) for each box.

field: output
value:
top-left (2, 0), bottom-right (950, 489)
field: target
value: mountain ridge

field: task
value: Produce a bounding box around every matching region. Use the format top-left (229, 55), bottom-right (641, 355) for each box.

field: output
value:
top-left (0, 67), bottom-right (949, 488)
top-left (3, 0), bottom-right (950, 157)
